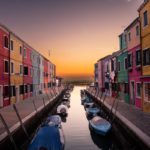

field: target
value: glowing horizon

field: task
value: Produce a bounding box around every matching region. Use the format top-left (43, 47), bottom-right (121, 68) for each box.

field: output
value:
top-left (0, 0), bottom-right (143, 79)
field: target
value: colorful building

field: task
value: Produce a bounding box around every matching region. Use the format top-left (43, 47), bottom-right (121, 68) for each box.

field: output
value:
top-left (51, 63), bottom-right (56, 86)
top-left (10, 33), bottom-right (23, 104)
top-left (139, 0), bottom-right (150, 112)
top-left (108, 50), bottom-right (120, 97)
top-left (94, 63), bottom-right (98, 87)
top-left (39, 55), bottom-right (44, 94)
top-left (125, 17), bottom-right (142, 108)
top-left (23, 43), bottom-right (33, 99)
top-left (32, 50), bottom-right (40, 96)
top-left (117, 33), bottom-right (129, 103)
top-left (44, 58), bottom-right (48, 93)
top-left (0, 24), bottom-right (57, 108)
top-left (0, 25), bottom-right (10, 107)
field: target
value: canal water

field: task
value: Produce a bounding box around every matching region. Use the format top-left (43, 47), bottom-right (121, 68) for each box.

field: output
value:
top-left (62, 86), bottom-right (119, 150)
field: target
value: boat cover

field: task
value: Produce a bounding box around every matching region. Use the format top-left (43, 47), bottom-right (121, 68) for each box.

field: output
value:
top-left (28, 124), bottom-right (63, 150)
top-left (86, 107), bottom-right (100, 114)
top-left (57, 105), bottom-right (68, 114)
top-left (90, 116), bottom-right (111, 135)
top-left (47, 115), bottom-right (61, 126)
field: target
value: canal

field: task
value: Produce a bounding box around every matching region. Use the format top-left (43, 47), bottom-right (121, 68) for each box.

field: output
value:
top-left (60, 86), bottom-right (120, 150)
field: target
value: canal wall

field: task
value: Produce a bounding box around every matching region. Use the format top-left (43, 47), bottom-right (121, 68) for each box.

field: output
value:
top-left (85, 90), bottom-right (150, 150)
top-left (0, 86), bottom-right (66, 150)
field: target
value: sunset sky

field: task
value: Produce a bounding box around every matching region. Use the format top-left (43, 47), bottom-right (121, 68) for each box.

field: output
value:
top-left (0, 0), bottom-right (143, 80)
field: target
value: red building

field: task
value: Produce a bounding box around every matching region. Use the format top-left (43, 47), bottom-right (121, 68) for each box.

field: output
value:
top-left (0, 26), bottom-right (10, 107)
top-left (23, 44), bottom-right (33, 99)
top-left (44, 58), bottom-right (48, 93)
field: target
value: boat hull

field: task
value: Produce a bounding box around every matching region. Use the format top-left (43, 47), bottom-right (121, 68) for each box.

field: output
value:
top-left (89, 116), bottom-right (111, 136)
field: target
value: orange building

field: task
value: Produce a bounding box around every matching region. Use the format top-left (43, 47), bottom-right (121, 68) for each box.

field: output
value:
top-left (138, 0), bottom-right (150, 112)
top-left (10, 33), bottom-right (23, 104)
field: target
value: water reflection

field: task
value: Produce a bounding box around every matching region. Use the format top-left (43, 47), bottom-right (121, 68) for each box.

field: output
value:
top-left (61, 86), bottom-right (119, 150)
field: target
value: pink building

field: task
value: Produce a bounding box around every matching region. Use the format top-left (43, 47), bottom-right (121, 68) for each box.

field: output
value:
top-left (125, 18), bottom-right (142, 108)
top-left (0, 26), bottom-right (10, 107)
top-left (23, 44), bottom-right (33, 99)
top-left (44, 58), bottom-right (48, 93)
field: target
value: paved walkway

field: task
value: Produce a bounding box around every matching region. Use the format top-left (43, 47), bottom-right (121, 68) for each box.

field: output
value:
top-left (0, 87), bottom-right (64, 139)
top-left (86, 89), bottom-right (150, 137)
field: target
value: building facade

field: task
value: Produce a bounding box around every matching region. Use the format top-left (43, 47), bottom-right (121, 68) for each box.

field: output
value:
top-left (117, 33), bottom-right (129, 103)
top-left (10, 33), bottom-right (23, 104)
top-left (44, 58), bottom-right (48, 93)
top-left (139, 0), bottom-right (150, 112)
top-left (125, 18), bottom-right (142, 108)
top-left (0, 26), bottom-right (10, 107)
top-left (23, 44), bottom-right (33, 99)
top-left (32, 50), bottom-right (40, 96)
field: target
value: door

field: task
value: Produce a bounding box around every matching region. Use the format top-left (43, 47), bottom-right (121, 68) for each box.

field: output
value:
top-left (16, 86), bottom-right (19, 102)
top-left (0, 86), bottom-right (3, 107)
top-left (130, 81), bottom-right (135, 105)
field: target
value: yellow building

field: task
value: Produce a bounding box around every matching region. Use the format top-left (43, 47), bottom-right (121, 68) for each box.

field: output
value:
top-left (10, 33), bottom-right (23, 104)
top-left (139, 0), bottom-right (150, 112)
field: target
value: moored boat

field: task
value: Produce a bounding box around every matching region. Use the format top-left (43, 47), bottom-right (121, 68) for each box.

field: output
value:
top-left (28, 123), bottom-right (65, 150)
top-left (84, 102), bottom-right (94, 108)
top-left (89, 116), bottom-right (111, 136)
top-left (86, 107), bottom-right (100, 116)
top-left (57, 104), bottom-right (68, 116)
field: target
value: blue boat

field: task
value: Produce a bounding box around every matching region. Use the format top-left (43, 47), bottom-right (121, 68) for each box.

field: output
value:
top-left (89, 116), bottom-right (111, 136)
top-left (28, 124), bottom-right (65, 150)
top-left (81, 97), bottom-right (92, 105)
top-left (86, 107), bottom-right (100, 116)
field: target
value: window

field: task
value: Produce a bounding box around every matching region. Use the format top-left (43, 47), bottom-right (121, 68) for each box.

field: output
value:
top-left (20, 65), bottom-right (23, 75)
top-left (30, 84), bottom-right (33, 92)
top-left (128, 32), bottom-right (131, 41)
top-left (143, 83), bottom-right (150, 102)
top-left (136, 25), bottom-right (140, 36)
top-left (24, 66), bottom-right (28, 75)
top-left (10, 86), bottom-right (16, 97)
top-left (10, 40), bottom-right (13, 50)
top-left (136, 50), bottom-right (141, 66)
top-left (128, 54), bottom-right (132, 68)
top-left (19, 85), bottom-right (24, 94)
top-left (143, 11), bottom-right (148, 27)
top-left (143, 48), bottom-right (150, 66)
top-left (124, 83), bottom-right (129, 94)
top-left (3, 86), bottom-right (9, 98)
top-left (136, 83), bottom-right (141, 98)
top-left (4, 36), bottom-right (9, 48)
top-left (111, 59), bottom-right (114, 71)
top-left (124, 57), bottom-right (128, 70)
top-left (4, 60), bottom-right (9, 73)
top-left (24, 85), bottom-right (28, 93)
top-left (118, 61), bottom-right (120, 71)
top-left (24, 48), bottom-right (27, 58)
top-left (20, 46), bottom-right (22, 55)
top-left (11, 62), bottom-right (14, 74)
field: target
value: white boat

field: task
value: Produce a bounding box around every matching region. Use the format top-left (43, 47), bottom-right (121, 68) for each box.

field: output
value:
top-left (57, 104), bottom-right (68, 116)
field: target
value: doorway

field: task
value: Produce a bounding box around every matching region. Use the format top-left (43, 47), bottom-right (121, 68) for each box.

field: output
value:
top-left (16, 86), bottom-right (19, 102)
top-left (130, 81), bottom-right (135, 105)
top-left (0, 85), bottom-right (3, 107)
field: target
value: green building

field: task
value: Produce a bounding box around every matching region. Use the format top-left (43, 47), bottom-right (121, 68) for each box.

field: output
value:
top-left (117, 33), bottom-right (129, 103)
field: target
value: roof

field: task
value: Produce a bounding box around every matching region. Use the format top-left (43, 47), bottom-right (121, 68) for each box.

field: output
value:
top-left (124, 17), bottom-right (139, 31)
top-left (138, 0), bottom-right (150, 12)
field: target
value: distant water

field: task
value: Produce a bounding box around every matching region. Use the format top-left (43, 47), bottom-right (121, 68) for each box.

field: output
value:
top-left (62, 86), bottom-right (119, 150)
